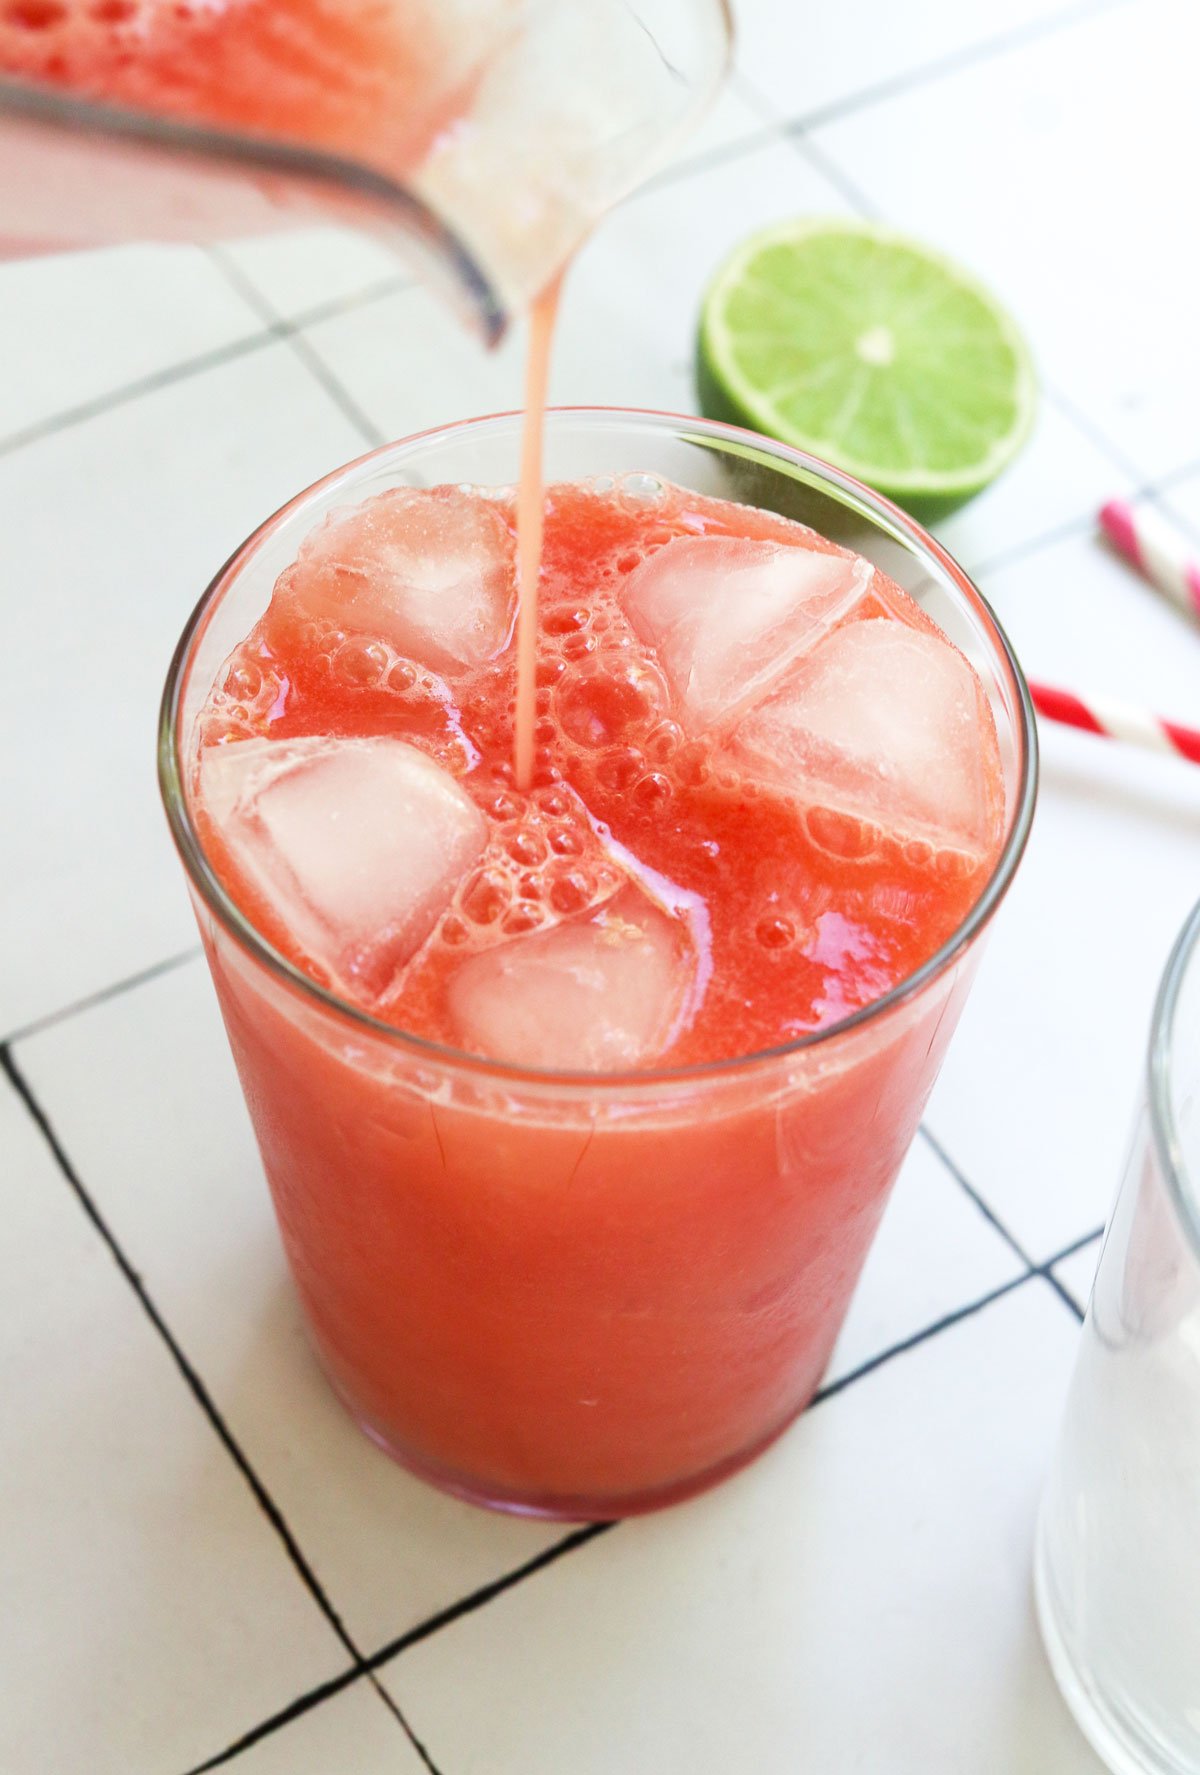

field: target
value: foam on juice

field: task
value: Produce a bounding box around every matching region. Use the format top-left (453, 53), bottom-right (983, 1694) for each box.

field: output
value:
top-left (194, 473), bottom-right (1006, 1070)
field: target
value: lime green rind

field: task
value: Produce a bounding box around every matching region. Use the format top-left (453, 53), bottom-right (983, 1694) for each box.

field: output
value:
top-left (696, 217), bottom-right (1038, 513)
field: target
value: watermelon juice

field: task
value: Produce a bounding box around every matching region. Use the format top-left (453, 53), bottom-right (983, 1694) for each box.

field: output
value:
top-left (161, 410), bottom-right (1034, 1518)
top-left (0, 0), bottom-right (483, 178)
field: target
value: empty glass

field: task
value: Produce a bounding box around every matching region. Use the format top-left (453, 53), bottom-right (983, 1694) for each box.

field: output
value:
top-left (1036, 897), bottom-right (1200, 1774)
top-left (0, 0), bottom-right (731, 339)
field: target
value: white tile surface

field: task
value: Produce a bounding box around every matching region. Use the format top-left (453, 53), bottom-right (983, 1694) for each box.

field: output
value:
top-left (0, 1071), bottom-right (346, 1775)
top-left (928, 708), bottom-right (1200, 1262)
top-left (1052, 1236), bottom-right (1105, 1316)
top-left (303, 138), bottom-right (850, 440)
top-left (0, 243), bottom-right (261, 442)
top-left (1157, 469), bottom-right (1200, 547)
top-left (217, 227), bottom-right (411, 322)
top-left (0, 345), bottom-right (368, 1039)
top-left (924, 513), bottom-right (1200, 1258)
top-left (304, 280), bottom-right (522, 446)
top-left (554, 140), bottom-right (850, 413)
top-left (380, 1283), bottom-right (1101, 1775)
top-left (15, 960), bottom-right (568, 1656)
top-left (982, 501), bottom-right (1200, 718)
top-left (809, 0), bottom-right (1200, 480)
top-left (826, 1131), bottom-right (1023, 1385)
top-left (926, 525), bottom-right (1200, 1262)
top-left (657, 79), bottom-right (774, 171)
top-left (207, 1682), bottom-right (424, 1773)
top-left (735, 0), bottom-right (1088, 120)
top-left (932, 398), bottom-right (1131, 573)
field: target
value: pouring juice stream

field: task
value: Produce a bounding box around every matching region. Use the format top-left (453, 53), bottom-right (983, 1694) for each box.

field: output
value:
top-left (513, 270), bottom-right (563, 790)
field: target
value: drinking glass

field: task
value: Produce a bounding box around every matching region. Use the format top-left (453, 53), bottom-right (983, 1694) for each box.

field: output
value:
top-left (1037, 897), bottom-right (1200, 1775)
top-left (159, 409), bottom-right (1036, 1519)
top-left (0, 0), bottom-right (731, 340)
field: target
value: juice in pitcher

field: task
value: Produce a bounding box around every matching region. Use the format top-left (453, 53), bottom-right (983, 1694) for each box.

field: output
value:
top-left (161, 410), bottom-right (1034, 1519)
top-left (0, 0), bottom-right (730, 319)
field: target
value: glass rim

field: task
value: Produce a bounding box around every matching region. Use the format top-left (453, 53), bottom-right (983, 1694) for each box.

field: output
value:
top-left (1148, 896), bottom-right (1200, 1260)
top-left (158, 404), bottom-right (1039, 1092)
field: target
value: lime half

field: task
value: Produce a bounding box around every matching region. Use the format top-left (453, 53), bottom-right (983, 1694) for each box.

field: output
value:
top-left (697, 218), bottom-right (1036, 518)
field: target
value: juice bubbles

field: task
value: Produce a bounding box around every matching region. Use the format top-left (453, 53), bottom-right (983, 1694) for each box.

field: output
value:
top-left (162, 412), bottom-right (1034, 1518)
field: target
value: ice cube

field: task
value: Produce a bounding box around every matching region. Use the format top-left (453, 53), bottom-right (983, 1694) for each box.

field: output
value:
top-left (277, 486), bottom-right (516, 673)
top-left (198, 736), bottom-right (486, 996)
top-left (734, 619), bottom-right (996, 857)
top-left (621, 534), bottom-right (871, 731)
top-left (448, 889), bottom-right (694, 1070)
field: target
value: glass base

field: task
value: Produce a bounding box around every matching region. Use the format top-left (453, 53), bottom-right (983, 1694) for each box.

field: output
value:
top-left (346, 1387), bottom-right (816, 1521)
top-left (1034, 1508), bottom-right (1192, 1775)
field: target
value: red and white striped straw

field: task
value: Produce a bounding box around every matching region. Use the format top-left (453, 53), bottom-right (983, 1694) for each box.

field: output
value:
top-left (1029, 679), bottom-right (1200, 766)
top-left (1099, 498), bottom-right (1200, 624)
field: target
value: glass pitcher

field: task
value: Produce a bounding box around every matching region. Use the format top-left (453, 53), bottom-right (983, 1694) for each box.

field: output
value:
top-left (0, 0), bottom-right (732, 339)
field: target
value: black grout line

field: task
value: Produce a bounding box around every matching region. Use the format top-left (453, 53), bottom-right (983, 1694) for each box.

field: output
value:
top-left (186, 1214), bottom-right (1103, 1768)
top-left (3, 944), bottom-right (202, 1048)
top-left (745, 24), bottom-right (1160, 558)
top-left (1145, 485), bottom-right (1200, 551)
top-left (813, 1269), bottom-right (1035, 1406)
top-left (598, 0), bottom-right (1129, 209)
top-left (171, 1200), bottom-right (1089, 1758)
top-left (921, 1120), bottom-right (1106, 1329)
top-left (0, 271), bottom-right (408, 466)
top-left (280, 327), bottom-right (390, 450)
top-left (1151, 452), bottom-right (1200, 502)
top-left (0, 1046), bottom-right (360, 1659)
top-left (639, 0), bottom-right (1128, 201)
top-left (817, 1205), bottom-right (1108, 1405)
top-left (210, 245), bottom-right (389, 450)
top-left (204, 1228), bottom-right (1095, 1762)
top-left (3, 1041), bottom-right (448, 1770)
top-left (1041, 383), bottom-right (1148, 490)
top-left (785, 130), bottom-right (882, 219)
top-left (783, 0), bottom-right (1128, 139)
top-left (1039, 1266), bottom-right (1086, 1323)
top-left (966, 450), bottom-right (1200, 583)
top-left (0, 330), bottom-right (277, 462)
top-left (968, 508), bottom-right (1101, 580)
top-left (369, 1675), bottom-right (444, 1775)
top-left (816, 1210), bottom-right (1107, 1404)
top-left (5, 988), bottom-right (1097, 1767)
top-left (366, 1188), bottom-right (1107, 1673)
top-left (365, 1523), bottom-right (612, 1674)
top-left (633, 59), bottom-right (794, 193)
top-left (184, 1526), bottom-right (608, 1771)
top-left (182, 1664), bottom-right (365, 1774)
top-left (918, 1122), bottom-right (1035, 1268)
top-left (642, 118), bottom-right (786, 194)
top-left (1032, 1218), bottom-right (1107, 1323)
top-left (726, 66), bottom-right (783, 127)
top-left (963, 476), bottom-right (1200, 580)
top-left (1046, 1223), bottom-right (1105, 1266)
